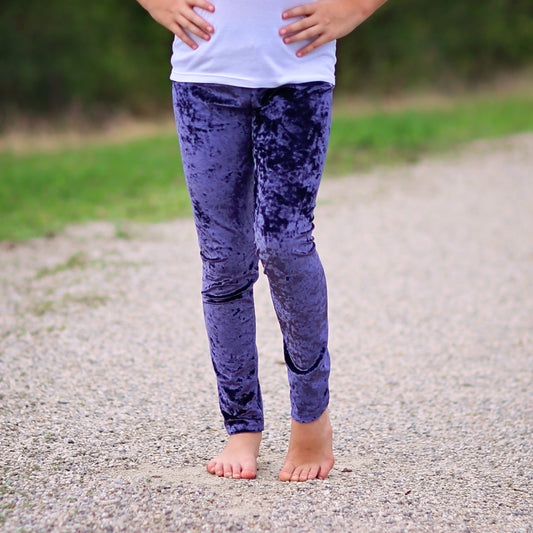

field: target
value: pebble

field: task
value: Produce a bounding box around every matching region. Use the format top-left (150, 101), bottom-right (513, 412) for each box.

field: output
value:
top-left (0, 134), bottom-right (532, 532)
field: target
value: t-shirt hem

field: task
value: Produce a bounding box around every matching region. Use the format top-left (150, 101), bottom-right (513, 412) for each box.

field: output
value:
top-left (169, 70), bottom-right (335, 89)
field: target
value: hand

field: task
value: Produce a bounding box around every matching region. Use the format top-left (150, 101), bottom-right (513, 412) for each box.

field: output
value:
top-left (137, 0), bottom-right (214, 50)
top-left (280, 0), bottom-right (387, 57)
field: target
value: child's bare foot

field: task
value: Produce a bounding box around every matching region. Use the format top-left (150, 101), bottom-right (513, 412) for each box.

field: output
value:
top-left (279, 409), bottom-right (334, 482)
top-left (207, 432), bottom-right (262, 479)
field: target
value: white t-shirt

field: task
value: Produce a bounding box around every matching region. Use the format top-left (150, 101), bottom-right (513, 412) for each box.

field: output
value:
top-left (170, 0), bottom-right (336, 88)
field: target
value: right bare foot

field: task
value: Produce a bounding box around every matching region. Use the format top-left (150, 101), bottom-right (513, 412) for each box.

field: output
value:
top-left (207, 432), bottom-right (262, 479)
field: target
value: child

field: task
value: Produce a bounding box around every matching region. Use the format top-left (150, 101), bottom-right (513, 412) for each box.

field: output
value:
top-left (137, 0), bottom-right (387, 482)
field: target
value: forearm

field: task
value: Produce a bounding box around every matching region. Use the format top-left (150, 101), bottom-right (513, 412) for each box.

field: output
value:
top-left (357, 0), bottom-right (389, 20)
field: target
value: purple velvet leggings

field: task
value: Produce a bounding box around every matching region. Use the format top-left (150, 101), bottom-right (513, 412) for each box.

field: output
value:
top-left (172, 81), bottom-right (332, 434)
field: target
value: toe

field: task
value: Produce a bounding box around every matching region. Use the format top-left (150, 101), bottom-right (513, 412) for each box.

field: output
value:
top-left (240, 458), bottom-right (257, 479)
top-left (232, 463), bottom-right (242, 479)
top-left (207, 460), bottom-right (217, 475)
top-left (223, 463), bottom-right (233, 478)
top-left (291, 466), bottom-right (303, 482)
top-left (308, 465), bottom-right (320, 480)
top-left (279, 462), bottom-right (295, 482)
top-left (299, 466), bottom-right (311, 482)
top-left (215, 462), bottom-right (224, 477)
top-left (241, 468), bottom-right (256, 480)
top-left (317, 459), bottom-right (334, 480)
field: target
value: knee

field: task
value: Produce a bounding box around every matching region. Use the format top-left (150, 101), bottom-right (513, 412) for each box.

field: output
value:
top-left (255, 205), bottom-right (316, 267)
top-left (200, 247), bottom-right (259, 304)
top-left (256, 231), bottom-right (316, 277)
top-left (202, 277), bottom-right (256, 304)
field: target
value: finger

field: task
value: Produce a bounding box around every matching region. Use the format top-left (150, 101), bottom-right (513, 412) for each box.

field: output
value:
top-left (279, 15), bottom-right (316, 37)
top-left (182, 6), bottom-right (215, 33)
top-left (173, 24), bottom-right (199, 50)
top-left (295, 34), bottom-right (331, 57)
top-left (282, 23), bottom-right (321, 44)
top-left (176, 13), bottom-right (212, 40)
top-left (189, 0), bottom-right (215, 13)
top-left (282, 4), bottom-right (315, 20)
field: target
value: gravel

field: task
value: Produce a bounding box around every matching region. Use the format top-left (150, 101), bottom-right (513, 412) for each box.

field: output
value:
top-left (1, 133), bottom-right (532, 532)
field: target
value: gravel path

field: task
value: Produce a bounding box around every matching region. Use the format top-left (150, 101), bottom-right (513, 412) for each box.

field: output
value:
top-left (1, 133), bottom-right (532, 532)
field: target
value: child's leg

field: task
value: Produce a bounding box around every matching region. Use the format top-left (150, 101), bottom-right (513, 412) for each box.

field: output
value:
top-left (252, 82), bottom-right (335, 481)
top-left (172, 82), bottom-right (263, 478)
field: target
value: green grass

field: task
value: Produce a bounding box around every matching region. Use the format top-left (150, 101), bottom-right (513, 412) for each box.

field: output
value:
top-left (327, 96), bottom-right (533, 173)
top-left (0, 135), bottom-right (191, 241)
top-left (1, 94), bottom-right (532, 242)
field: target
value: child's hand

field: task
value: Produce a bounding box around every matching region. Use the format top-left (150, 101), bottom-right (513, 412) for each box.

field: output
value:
top-left (280, 0), bottom-right (387, 57)
top-left (137, 0), bottom-right (214, 50)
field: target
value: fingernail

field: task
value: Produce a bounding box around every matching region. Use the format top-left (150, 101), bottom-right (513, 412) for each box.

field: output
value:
top-left (207, 26), bottom-right (213, 32)
top-left (284, 37), bottom-right (290, 44)
top-left (280, 28), bottom-right (286, 35)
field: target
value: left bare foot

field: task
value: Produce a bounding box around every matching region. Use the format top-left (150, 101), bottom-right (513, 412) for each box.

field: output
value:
top-left (279, 409), bottom-right (334, 482)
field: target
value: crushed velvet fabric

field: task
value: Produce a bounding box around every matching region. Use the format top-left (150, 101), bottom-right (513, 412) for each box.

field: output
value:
top-left (172, 81), bottom-right (332, 434)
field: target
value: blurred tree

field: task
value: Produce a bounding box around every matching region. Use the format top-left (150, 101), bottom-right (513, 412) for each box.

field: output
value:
top-left (0, 0), bottom-right (531, 122)
top-left (0, 0), bottom-right (172, 119)
top-left (336, 0), bottom-right (533, 90)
